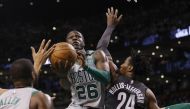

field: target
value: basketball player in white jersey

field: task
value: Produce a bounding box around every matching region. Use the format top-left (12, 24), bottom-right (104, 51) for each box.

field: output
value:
top-left (0, 59), bottom-right (53, 109)
top-left (31, 7), bottom-right (122, 109)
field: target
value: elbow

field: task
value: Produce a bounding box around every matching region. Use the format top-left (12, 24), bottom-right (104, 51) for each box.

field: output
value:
top-left (97, 40), bottom-right (108, 49)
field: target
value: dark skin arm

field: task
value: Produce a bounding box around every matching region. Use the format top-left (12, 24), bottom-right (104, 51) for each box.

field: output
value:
top-left (96, 7), bottom-right (122, 82)
top-left (108, 60), bottom-right (119, 82)
top-left (146, 88), bottom-right (160, 109)
top-left (30, 91), bottom-right (53, 109)
top-left (96, 7), bottom-right (122, 59)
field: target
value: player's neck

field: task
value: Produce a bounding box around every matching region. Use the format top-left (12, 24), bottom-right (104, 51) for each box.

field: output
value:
top-left (124, 71), bottom-right (133, 79)
top-left (76, 49), bottom-right (86, 55)
top-left (14, 81), bottom-right (32, 88)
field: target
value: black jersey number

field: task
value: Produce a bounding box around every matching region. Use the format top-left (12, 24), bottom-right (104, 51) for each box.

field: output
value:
top-left (76, 84), bottom-right (98, 100)
top-left (116, 92), bottom-right (135, 109)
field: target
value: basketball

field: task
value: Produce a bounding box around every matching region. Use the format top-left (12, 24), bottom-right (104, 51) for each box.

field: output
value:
top-left (50, 42), bottom-right (77, 70)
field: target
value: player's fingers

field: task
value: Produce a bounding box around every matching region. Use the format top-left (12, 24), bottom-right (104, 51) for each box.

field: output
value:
top-left (64, 60), bottom-right (68, 69)
top-left (59, 60), bottom-right (66, 73)
top-left (59, 60), bottom-right (64, 68)
top-left (57, 60), bottom-right (65, 72)
top-left (114, 9), bottom-right (118, 17)
top-left (39, 39), bottom-right (45, 52)
top-left (68, 62), bottom-right (74, 70)
top-left (43, 39), bottom-right (51, 51)
top-left (108, 8), bottom-right (111, 15)
top-left (45, 45), bottom-right (55, 57)
top-left (111, 7), bottom-right (114, 15)
top-left (106, 13), bottom-right (109, 17)
top-left (66, 60), bottom-right (72, 71)
top-left (51, 97), bottom-right (56, 100)
top-left (54, 61), bottom-right (59, 70)
top-left (77, 56), bottom-right (84, 64)
top-left (117, 14), bottom-right (123, 22)
top-left (30, 46), bottom-right (36, 54)
top-left (77, 52), bottom-right (83, 58)
top-left (30, 46), bottom-right (36, 57)
top-left (77, 51), bottom-right (85, 58)
top-left (71, 62), bottom-right (75, 66)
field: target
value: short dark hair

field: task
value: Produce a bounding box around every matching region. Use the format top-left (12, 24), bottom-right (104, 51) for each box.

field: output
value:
top-left (10, 58), bottom-right (34, 82)
top-left (130, 49), bottom-right (152, 75)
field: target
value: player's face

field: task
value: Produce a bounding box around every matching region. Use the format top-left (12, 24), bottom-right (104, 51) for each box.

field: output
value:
top-left (66, 31), bottom-right (85, 50)
top-left (120, 56), bottom-right (133, 78)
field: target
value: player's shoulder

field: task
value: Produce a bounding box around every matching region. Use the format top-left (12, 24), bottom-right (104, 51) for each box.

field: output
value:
top-left (31, 90), bottom-right (47, 103)
top-left (134, 80), bottom-right (148, 90)
top-left (30, 90), bottom-right (52, 109)
top-left (0, 88), bottom-right (7, 95)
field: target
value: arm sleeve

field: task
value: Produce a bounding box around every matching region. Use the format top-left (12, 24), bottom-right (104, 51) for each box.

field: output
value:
top-left (84, 65), bottom-right (111, 85)
top-left (164, 103), bottom-right (190, 109)
top-left (96, 26), bottom-right (115, 56)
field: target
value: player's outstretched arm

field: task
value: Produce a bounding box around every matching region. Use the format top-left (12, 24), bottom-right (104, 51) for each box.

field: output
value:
top-left (96, 7), bottom-right (122, 58)
top-left (146, 89), bottom-right (161, 109)
top-left (31, 39), bottom-right (55, 76)
top-left (162, 103), bottom-right (190, 109)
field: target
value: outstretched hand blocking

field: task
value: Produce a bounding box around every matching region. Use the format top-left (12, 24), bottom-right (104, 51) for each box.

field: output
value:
top-left (106, 7), bottom-right (123, 27)
top-left (31, 39), bottom-right (55, 76)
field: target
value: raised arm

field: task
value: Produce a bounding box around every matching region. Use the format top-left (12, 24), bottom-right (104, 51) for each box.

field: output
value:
top-left (31, 40), bottom-right (73, 90)
top-left (96, 7), bottom-right (122, 58)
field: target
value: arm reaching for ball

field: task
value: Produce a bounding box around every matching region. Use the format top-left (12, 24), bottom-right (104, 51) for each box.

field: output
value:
top-left (31, 39), bottom-right (55, 77)
top-left (31, 40), bottom-right (73, 90)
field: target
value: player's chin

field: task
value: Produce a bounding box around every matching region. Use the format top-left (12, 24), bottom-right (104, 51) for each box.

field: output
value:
top-left (128, 73), bottom-right (133, 78)
top-left (72, 44), bottom-right (79, 49)
top-left (119, 68), bottom-right (125, 75)
top-left (73, 45), bottom-right (83, 51)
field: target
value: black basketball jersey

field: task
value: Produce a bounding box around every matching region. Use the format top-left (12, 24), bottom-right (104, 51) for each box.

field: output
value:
top-left (105, 75), bottom-right (148, 109)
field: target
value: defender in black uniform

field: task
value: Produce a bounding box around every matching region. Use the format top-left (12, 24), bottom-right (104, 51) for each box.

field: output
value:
top-left (105, 55), bottom-right (160, 109)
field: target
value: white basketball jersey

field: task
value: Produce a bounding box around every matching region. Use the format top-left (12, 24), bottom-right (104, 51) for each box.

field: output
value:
top-left (0, 87), bottom-right (38, 109)
top-left (67, 50), bottom-right (105, 108)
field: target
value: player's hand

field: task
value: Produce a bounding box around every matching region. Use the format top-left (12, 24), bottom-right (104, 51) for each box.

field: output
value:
top-left (31, 39), bottom-right (55, 75)
top-left (54, 60), bottom-right (74, 77)
top-left (106, 7), bottom-right (123, 27)
top-left (77, 51), bottom-right (85, 67)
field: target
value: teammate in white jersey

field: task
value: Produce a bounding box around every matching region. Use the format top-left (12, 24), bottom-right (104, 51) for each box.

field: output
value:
top-left (0, 59), bottom-right (53, 109)
top-left (31, 7), bottom-right (122, 109)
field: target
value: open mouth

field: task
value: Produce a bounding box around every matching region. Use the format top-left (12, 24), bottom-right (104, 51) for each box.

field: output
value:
top-left (73, 41), bottom-right (80, 45)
